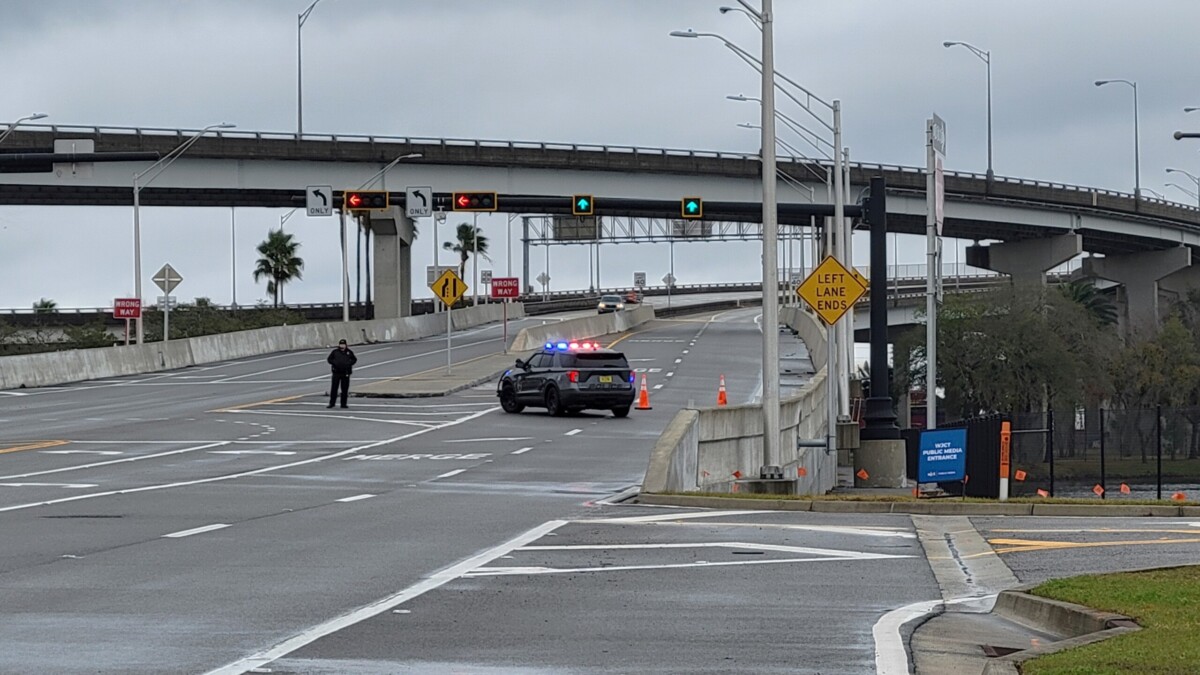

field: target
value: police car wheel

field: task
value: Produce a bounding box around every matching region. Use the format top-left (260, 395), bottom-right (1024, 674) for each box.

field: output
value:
top-left (499, 384), bottom-right (524, 413)
top-left (545, 386), bottom-right (564, 416)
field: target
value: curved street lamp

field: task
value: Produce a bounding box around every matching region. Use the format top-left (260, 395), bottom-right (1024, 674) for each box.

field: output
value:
top-left (0, 112), bottom-right (48, 145)
top-left (1095, 79), bottom-right (1140, 200)
top-left (297, 0), bottom-right (324, 135)
top-left (1166, 168), bottom-right (1200, 207)
top-left (132, 122), bottom-right (236, 344)
top-left (943, 41), bottom-right (993, 180)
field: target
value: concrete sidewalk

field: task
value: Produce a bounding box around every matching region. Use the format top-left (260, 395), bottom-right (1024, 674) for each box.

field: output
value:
top-left (353, 349), bottom-right (534, 398)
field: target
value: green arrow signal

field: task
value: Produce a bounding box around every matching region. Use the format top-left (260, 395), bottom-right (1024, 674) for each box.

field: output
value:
top-left (577, 197), bottom-right (590, 210)
top-left (686, 200), bottom-right (699, 212)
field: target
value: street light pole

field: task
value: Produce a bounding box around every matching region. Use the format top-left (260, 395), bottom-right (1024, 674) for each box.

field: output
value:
top-left (297, 0), bottom-right (323, 136)
top-left (1166, 168), bottom-right (1200, 208)
top-left (1096, 79), bottom-right (1140, 199)
top-left (943, 41), bottom-right (992, 180)
top-left (131, 122), bottom-right (235, 344)
top-left (0, 112), bottom-right (48, 145)
top-left (758, 0), bottom-right (781, 478)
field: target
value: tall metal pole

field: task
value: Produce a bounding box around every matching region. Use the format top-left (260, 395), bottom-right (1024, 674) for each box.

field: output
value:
top-left (230, 206), bottom-right (237, 307)
top-left (297, 0), bottom-right (322, 136)
top-left (522, 217), bottom-right (531, 295)
top-left (133, 177), bottom-right (143, 344)
top-left (1133, 82), bottom-right (1140, 200)
top-left (926, 121), bottom-right (939, 429)
top-left (759, 0), bottom-right (781, 477)
top-left (985, 51), bottom-right (993, 181)
top-left (340, 208), bottom-right (350, 323)
top-left (473, 213), bottom-right (479, 305)
top-left (836, 138), bottom-right (850, 418)
top-left (862, 176), bottom-right (899, 440)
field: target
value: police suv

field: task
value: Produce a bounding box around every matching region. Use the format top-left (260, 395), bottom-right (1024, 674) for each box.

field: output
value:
top-left (497, 341), bottom-right (636, 417)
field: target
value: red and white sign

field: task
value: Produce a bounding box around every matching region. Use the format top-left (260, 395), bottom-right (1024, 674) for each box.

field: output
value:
top-left (113, 298), bottom-right (141, 319)
top-left (490, 277), bottom-right (520, 299)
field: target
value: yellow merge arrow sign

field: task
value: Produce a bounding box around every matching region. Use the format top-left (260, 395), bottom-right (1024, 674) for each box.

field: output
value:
top-left (797, 255), bottom-right (868, 325)
top-left (431, 268), bottom-right (468, 307)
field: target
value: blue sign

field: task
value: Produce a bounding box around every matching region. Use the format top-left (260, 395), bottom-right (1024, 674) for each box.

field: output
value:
top-left (918, 428), bottom-right (967, 482)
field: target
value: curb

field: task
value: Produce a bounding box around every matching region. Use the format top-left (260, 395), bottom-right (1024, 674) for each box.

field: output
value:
top-left (634, 493), bottom-right (1198, 517)
top-left (981, 589), bottom-right (1140, 674)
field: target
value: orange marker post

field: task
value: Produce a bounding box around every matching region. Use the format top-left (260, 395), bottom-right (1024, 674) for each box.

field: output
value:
top-left (999, 421), bottom-right (1012, 501)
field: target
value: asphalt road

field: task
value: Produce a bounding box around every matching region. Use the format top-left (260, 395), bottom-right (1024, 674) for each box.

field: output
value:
top-left (5, 303), bottom-right (1195, 674)
top-left (0, 306), bottom-right (827, 674)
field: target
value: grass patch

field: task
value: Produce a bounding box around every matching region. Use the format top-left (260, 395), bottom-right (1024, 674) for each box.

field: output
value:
top-left (652, 491), bottom-right (1197, 506)
top-left (1023, 566), bottom-right (1200, 675)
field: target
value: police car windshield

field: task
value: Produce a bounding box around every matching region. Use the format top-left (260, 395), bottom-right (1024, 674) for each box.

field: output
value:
top-left (559, 353), bottom-right (628, 368)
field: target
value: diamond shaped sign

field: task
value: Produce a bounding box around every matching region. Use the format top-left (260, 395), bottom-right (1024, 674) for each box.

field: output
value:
top-left (797, 256), bottom-right (867, 325)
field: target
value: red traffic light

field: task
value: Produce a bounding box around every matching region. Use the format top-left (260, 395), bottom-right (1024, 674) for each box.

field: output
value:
top-left (343, 190), bottom-right (388, 211)
top-left (451, 191), bottom-right (498, 212)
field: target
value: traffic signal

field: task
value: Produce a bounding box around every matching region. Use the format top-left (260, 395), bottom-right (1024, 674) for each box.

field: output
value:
top-left (572, 194), bottom-right (594, 216)
top-left (452, 191), bottom-right (498, 212)
top-left (343, 190), bottom-right (388, 211)
top-left (681, 196), bottom-right (703, 219)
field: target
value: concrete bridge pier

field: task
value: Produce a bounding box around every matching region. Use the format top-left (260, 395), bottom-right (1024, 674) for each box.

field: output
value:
top-left (1083, 247), bottom-right (1191, 338)
top-left (965, 233), bottom-right (1082, 286)
top-left (368, 207), bottom-right (415, 320)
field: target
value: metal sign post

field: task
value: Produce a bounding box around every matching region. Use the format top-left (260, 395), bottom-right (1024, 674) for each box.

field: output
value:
top-left (490, 277), bottom-right (520, 353)
top-left (431, 269), bottom-right (467, 375)
top-left (152, 265), bottom-right (182, 344)
top-left (927, 114), bottom-right (947, 429)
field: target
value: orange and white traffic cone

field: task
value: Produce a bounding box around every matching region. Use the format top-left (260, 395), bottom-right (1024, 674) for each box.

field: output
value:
top-left (717, 374), bottom-right (728, 407)
top-left (636, 374), bottom-right (653, 410)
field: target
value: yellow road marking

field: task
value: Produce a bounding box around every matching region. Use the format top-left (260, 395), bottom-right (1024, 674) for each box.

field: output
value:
top-left (990, 536), bottom-right (1200, 554)
top-left (209, 394), bottom-right (306, 413)
top-left (0, 440), bottom-right (69, 454)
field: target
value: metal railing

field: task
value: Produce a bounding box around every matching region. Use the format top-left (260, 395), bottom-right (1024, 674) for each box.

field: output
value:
top-left (12, 123), bottom-right (1200, 213)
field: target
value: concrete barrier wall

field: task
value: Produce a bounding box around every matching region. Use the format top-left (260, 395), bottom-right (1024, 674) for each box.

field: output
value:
top-left (0, 303), bottom-right (521, 390)
top-left (780, 305), bottom-right (827, 372)
top-left (511, 304), bottom-right (654, 352)
top-left (641, 367), bottom-right (833, 496)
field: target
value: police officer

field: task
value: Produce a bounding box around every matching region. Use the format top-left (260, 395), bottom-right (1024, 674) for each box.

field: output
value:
top-left (327, 339), bottom-right (357, 409)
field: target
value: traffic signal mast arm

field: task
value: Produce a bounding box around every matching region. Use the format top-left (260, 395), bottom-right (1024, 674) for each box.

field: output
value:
top-left (325, 192), bottom-right (862, 221)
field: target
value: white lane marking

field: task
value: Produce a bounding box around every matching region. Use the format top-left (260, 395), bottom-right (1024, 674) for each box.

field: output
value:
top-left (1190, 523), bottom-right (1200, 528)
top-left (0, 408), bottom-right (499, 515)
top-left (674, 358), bottom-right (682, 364)
top-left (163, 523), bottom-right (231, 539)
top-left (435, 469), bottom-right (467, 479)
top-left (565, 429), bottom-right (582, 436)
top-left (0, 442), bottom-right (230, 481)
top-left (205, 520), bottom-right (567, 675)
top-left (592, 520), bottom-right (917, 539)
top-left (42, 450), bottom-right (123, 456)
top-left (873, 595), bottom-right (997, 675)
top-left (443, 437), bottom-right (533, 443)
top-left (873, 599), bottom-right (942, 675)
top-left (653, 384), bottom-right (663, 390)
top-left (336, 494), bottom-right (376, 503)
top-left (469, 552), bottom-right (911, 577)
top-left (521, 542), bottom-right (899, 557)
top-left (592, 510), bottom-right (765, 524)
top-left (511, 447), bottom-right (533, 455)
top-left (666, 372), bottom-right (674, 377)
top-left (209, 450), bottom-right (298, 456)
top-left (220, 410), bottom-right (439, 428)
top-left (0, 482), bottom-right (97, 489)
top-left (0, 391), bottom-right (29, 396)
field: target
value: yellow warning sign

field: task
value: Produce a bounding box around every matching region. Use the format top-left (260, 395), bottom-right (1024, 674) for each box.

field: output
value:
top-left (797, 255), bottom-right (867, 325)
top-left (431, 268), bottom-right (468, 307)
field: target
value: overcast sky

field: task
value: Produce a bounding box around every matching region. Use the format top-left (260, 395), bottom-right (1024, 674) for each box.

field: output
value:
top-left (3, 0), bottom-right (1199, 309)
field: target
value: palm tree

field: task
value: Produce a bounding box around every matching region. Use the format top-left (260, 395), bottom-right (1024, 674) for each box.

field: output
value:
top-left (253, 229), bottom-right (304, 307)
top-left (1059, 279), bottom-right (1117, 326)
top-left (443, 223), bottom-right (490, 301)
top-left (32, 298), bottom-right (57, 314)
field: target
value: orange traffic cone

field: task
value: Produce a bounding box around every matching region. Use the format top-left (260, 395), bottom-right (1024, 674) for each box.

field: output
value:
top-left (636, 374), bottom-right (653, 410)
top-left (717, 375), bottom-right (728, 407)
